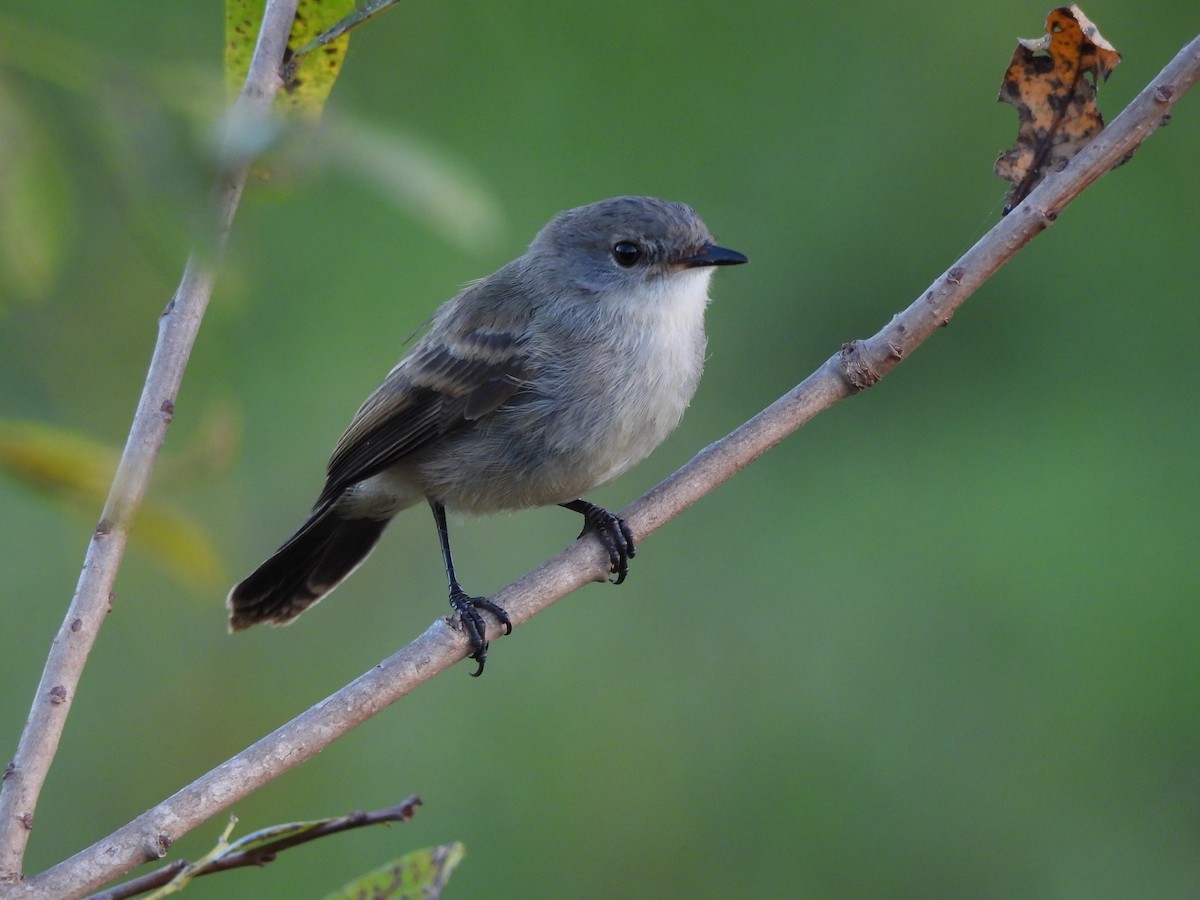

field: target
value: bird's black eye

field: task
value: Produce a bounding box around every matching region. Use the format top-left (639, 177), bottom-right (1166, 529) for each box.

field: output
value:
top-left (611, 240), bottom-right (643, 267)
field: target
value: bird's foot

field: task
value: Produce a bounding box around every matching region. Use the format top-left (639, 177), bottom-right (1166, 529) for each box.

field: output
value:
top-left (449, 586), bottom-right (512, 677)
top-left (566, 500), bottom-right (636, 584)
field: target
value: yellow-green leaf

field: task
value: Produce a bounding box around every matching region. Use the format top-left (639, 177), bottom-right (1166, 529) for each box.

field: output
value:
top-left (291, 0), bottom-right (404, 58)
top-left (225, 0), bottom-right (265, 100)
top-left (225, 0), bottom-right (354, 121)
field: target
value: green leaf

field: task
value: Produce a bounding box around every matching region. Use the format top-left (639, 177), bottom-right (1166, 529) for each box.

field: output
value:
top-left (322, 843), bottom-right (466, 900)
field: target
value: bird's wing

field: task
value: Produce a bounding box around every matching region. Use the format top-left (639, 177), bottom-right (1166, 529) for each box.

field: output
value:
top-left (318, 327), bottom-right (530, 505)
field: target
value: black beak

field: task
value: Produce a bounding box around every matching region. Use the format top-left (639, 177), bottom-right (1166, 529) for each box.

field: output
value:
top-left (678, 244), bottom-right (749, 268)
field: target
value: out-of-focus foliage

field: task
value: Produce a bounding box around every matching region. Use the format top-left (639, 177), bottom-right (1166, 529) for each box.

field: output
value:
top-left (0, 3), bottom-right (1198, 899)
top-left (0, 419), bottom-right (223, 588)
top-left (0, 81), bottom-right (71, 303)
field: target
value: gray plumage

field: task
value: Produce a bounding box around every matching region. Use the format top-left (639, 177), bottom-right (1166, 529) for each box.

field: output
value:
top-left (227, 196), bottom-right (746, 659)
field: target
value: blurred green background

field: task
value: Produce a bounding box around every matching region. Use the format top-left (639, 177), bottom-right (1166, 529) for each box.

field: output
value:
top-left (2, 2), bottom-right (1198, 898)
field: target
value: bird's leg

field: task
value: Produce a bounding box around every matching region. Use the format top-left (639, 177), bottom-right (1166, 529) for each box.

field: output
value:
top-left (560, 499), bottom-right (636, 584)
top-left (430, 500), bottom-right (512, 676)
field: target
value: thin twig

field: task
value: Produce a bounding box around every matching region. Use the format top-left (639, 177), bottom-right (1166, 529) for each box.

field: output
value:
top-left (86, 798), bottom-right (421, 900)
top-left (7, 28), bottom-right (1198, 900)
top-left (0, 0), bottom-right (300, 888)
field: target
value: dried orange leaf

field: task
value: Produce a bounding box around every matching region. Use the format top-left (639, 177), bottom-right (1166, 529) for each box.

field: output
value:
top-left (994, 5), bottom-right (1121, 213)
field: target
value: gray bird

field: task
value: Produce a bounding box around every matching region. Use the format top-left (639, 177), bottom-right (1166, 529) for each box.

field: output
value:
top-left (227, 196), bottom-right (747, 673)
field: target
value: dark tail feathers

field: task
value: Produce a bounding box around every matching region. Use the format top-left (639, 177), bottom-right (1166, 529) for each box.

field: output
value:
top-left (227, 509), bottom-right (388, 631)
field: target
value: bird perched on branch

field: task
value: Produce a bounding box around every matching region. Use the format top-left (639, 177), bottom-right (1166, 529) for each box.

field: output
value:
top-left (228, 196), bottom-right (747, 674)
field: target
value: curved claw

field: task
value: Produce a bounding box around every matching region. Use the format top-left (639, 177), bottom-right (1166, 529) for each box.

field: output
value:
top-left (449, 587), bottom-right (511, 676)
top-left (467, 649), bottom-right (486, 678)
top-left (564, 500), bottom-right (637, 584)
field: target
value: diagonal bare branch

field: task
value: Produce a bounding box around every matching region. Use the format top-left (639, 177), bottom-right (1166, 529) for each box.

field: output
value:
top-left (0, 0), bottom-right (301, 887)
